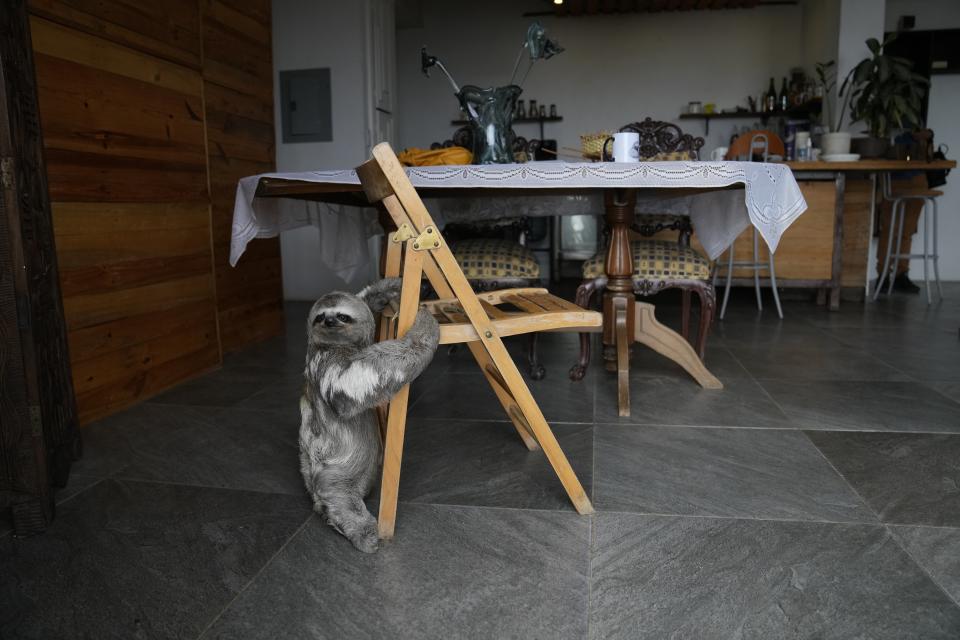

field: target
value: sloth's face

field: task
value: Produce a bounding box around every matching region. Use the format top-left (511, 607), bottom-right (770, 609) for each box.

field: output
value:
top-left (308, 293), bottom-right (374, 346)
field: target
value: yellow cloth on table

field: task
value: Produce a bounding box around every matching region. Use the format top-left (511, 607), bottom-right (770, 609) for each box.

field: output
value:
top-left (397, 146), bottom-right (472, 166)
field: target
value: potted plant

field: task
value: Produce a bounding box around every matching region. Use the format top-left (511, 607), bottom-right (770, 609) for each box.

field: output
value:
top-left (846, 36), bottom-right (928, 158)
top-left (814, 60), bottom-right (853, 156)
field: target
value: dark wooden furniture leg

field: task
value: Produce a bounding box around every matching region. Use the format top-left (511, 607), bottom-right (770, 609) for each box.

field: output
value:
top-left (602, 189), bottom-right (637, 416)
top-left (570, 278), bottom-right (602, 381)
top-left (829, 172), bottom-right (846, 311)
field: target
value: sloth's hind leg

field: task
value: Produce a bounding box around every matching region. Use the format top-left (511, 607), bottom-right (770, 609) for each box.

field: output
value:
top-left (320, 490), bottom-right (379, 553)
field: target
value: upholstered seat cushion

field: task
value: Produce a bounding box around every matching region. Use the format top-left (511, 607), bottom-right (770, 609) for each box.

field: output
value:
top-left (451, 238), bottom-right (540, 280)
top-left (582, 239), bottom-right (711, 280)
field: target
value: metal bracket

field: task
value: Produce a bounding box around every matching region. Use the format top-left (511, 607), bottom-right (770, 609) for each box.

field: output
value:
top-left (391, 223), bottom-right (415, 243)
top-left (412, 225), bottom-right (441, 251)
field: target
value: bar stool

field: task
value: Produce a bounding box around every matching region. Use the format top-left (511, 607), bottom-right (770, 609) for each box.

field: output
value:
top-left (714, 132), bottom-right (784, 319)
top-left (873, 173), bottom-right (943, 304)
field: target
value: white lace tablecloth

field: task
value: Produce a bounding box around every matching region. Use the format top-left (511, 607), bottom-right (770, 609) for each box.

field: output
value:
top-left (231, 161), bottom-right (807, 277)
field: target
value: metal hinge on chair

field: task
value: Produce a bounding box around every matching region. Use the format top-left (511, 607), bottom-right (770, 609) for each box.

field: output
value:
top-left (391, 223), bottom-right (415, 243)
top-left (412, 225), bottom-right (441, 251)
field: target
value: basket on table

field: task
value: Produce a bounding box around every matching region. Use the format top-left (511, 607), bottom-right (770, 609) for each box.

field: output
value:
top-left (580, 131), bottom-right (611, 161)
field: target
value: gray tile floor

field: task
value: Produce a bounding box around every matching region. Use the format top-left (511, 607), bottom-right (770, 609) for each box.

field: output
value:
top-left (3, 284), bottom-right (960, 639)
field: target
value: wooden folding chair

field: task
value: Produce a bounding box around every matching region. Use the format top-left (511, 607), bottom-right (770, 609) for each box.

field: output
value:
top-left (357, 142), bottom-right (601, 539)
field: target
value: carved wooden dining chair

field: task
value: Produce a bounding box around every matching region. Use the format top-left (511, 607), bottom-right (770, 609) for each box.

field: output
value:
top-left (571, 118), bottom-right (716, 382)
top-left (357, 142), bottom-right (600, 540)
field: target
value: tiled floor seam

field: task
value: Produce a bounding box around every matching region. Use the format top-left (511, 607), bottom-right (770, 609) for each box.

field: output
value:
top-left (586, 513), bottom-right (594, 640)
top-left (926, 383), bottom-right (960, 408)
top-left (797, 430), bottom-right (884, 524)
top-left (884, 523), bottom-right (960, 609)
top-left (568, 508), bottom-right (880, 527)
top-left (55, 477), bottom-right (108, 508)
top-left (101, 475), bottom-right (305, 498)
top-left (734, 355), bottom-right (880, 522)
top-left (195, 513), bottom-right (314, 640)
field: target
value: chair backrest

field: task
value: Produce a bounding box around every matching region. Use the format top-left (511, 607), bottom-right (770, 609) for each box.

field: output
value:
top-left (356, 143), bottom-right (476, 304)
top-left (726, 129), bottom-right (785, 161)
top-left (617, 117), bottom-right (705, 160)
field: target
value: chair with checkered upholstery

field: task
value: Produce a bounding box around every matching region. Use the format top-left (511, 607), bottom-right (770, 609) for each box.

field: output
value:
top-left (430, 127), bottom-right (548, 379)
top-left (569, 118), bottom-right (716, 381)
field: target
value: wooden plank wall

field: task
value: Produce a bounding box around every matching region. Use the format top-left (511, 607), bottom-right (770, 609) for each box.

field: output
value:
top-left (202, 0), bottom-right (283, 351)
top-left (27, 0), bottom-right (282, 424)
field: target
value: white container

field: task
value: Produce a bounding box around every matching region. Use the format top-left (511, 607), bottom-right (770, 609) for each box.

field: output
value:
top-left (821, 132), bottom-right (852, 157)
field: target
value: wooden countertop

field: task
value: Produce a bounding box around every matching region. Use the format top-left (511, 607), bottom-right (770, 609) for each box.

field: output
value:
top-left (785, 159), bottom-right (956, 171)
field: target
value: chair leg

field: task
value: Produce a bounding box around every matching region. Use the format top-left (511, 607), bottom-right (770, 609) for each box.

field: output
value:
top-left (768, 251), bottom-right (783, 319)
top-left (570, 279), bottom-right (602, 381)
top-left (378, 384), bottom-right (411, 539)
top-left (874, 199), bottom-right (899, 300)
top-left (922, 198), bottom-right (931, 305)
top-left (931, 197), bottom-right (943, 299)
top-left (694, 283), bottom-right (715, 360)
top-left (614, 297), bottom-right (631, 417)
top-left (752, 229), bottom-right (763, 311)
top-left (681, 289), bottom-right (691, 341)
top-left (720, 245), bottom-right (734, 319)
top-left (526, 333), bottom-right (545, 380)
top-left (888, 200), bottom-right (906, 296)
top-left (478, 342), bottom-right (594, 515)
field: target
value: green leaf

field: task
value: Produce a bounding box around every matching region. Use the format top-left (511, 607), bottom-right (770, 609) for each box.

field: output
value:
top-left (866, 38), bottom-right (880, 54)
top-left (878, 57), bottom-right (890, 82)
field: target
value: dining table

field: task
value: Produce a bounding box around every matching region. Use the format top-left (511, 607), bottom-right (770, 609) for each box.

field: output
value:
top-left (231, 159), bottom-right (809, 415)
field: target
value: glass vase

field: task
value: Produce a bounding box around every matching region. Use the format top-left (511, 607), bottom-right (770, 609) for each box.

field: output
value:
top-left (456, 84), bottom-right (522, 164)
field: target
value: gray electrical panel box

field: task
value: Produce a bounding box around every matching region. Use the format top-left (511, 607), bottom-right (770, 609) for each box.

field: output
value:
top-left (280, 68), bottom-right (333, 143)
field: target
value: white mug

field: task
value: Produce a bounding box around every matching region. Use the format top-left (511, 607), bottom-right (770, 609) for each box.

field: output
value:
top-left (711, 147), bottom-right (728, 161)
top-left (603, 132), bottom-right (640, 162)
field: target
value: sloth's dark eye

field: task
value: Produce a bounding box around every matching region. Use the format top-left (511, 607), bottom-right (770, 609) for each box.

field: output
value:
top-left (312, 313), bottom-right (324, 325)
top-left (336, 313), bottom-right (352, 323)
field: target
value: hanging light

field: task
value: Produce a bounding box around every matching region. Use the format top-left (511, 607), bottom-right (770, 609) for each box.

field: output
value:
top-left (553, 0), bottom-right (563, 5)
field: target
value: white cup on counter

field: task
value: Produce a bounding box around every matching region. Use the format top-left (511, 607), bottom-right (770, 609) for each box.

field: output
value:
top-left (603, 132), bottom-right (640, 162)
top-left (711, 147), bottom-right (728, 161)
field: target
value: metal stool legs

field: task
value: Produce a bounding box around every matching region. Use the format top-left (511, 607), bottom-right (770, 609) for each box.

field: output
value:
top-left (873, 195), bottom-right (942, 304)
top-left (932, 197), bottom-right (943, 299)
top-left (716, 227), bottom-right (782, 319)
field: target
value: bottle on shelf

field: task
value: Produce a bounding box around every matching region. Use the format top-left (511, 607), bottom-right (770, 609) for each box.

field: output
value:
top-left (766, 78), bottom-right (777, 112)
top-left (516, 100), bottom-right (525, 119)
top-left (779, 77), bottom-right (789, 112)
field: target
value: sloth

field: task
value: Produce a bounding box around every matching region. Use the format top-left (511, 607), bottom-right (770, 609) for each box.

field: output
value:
top-left (299, 278), bottom-right (439, 552)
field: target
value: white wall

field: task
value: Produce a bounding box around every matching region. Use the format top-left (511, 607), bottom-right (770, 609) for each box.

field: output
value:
top-left (836, 0), bottom-right (886, 133)
top-left (272, 0), bottom-right (377, 300)
top-left (396, 0), bottom-right (805, 155)
top-left (802, 0), bottom-right (839, 76)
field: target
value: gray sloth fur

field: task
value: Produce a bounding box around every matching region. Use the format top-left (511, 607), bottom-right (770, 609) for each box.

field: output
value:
top-left (299, 278), bottom-right (439, 552)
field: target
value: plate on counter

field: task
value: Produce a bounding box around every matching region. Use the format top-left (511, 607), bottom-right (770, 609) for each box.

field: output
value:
top-left (821, 153), bottom-right (861, 162)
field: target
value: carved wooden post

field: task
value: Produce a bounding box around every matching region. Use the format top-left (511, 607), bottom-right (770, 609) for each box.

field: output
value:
top-left (1, 0), bottom-right (80, 535)
top-left (601, 188), bottom-right (636, 369)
